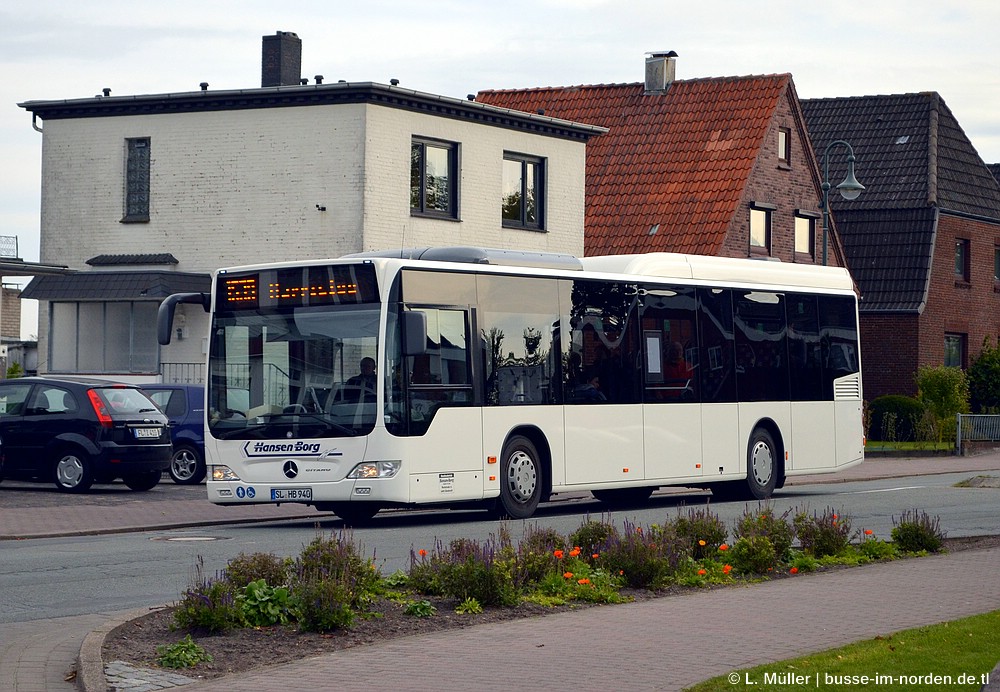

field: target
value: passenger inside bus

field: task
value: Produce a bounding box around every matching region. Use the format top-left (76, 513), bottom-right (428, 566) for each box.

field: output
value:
top-left (573, 370), bottom-right (607, 402)
top-left (344, 357), bottom-right (377, 402)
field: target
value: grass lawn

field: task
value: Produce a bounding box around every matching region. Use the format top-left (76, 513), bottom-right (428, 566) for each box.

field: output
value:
top-left (685, 610), bottom-right (1000, 691)
top-left (865, 440), bottom-right (954, 453)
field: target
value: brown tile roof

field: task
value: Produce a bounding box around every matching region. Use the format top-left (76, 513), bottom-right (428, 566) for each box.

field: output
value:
top-left (478, 74), bottom-right (792, 256)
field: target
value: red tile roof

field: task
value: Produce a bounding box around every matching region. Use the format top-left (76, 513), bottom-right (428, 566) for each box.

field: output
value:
top-left (478, 74), bottom-right (792, 256)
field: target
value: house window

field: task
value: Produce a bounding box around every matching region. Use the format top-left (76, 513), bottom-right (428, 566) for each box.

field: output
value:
top-left (122, 137), bottom-right (150, 223)
top-left (502, 154), bottom-right (545, 230)
top-left (749, 205), bottom-right (772, 253)
top-left (794, 213), bottom-right (816, 257)
top-left (944, 333), bottom-right (966, 368)
top-left (778, 127), bottom-right (791, 164)
top-left (994, 246), bottom-right (1000, 282)
top-left (410, 137), bottom-right (459, 219)
top-left (49, 302), bottom-right (159, 373)
top-left (955, 238), bottom-right (970, 282)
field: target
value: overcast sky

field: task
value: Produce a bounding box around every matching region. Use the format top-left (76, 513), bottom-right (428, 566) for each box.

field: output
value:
top-left (2, 0), bottom-right (998, 338)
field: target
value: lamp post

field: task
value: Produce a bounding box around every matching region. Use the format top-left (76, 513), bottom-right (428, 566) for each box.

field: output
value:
top-left (820, 139), bottom-right (865, 266)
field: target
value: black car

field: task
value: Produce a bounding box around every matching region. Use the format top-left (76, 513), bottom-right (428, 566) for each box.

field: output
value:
top-left (140, 384), bottom-right (206, 484)
top-left (0, 376), bottom-right (171, 492)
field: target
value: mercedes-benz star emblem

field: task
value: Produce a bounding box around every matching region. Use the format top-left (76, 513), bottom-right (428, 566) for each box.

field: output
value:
top-left (283, 460), bottom-right (298, 479)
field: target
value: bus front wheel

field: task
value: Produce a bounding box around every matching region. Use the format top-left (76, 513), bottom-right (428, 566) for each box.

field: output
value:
top-left (498, 436), bottom-right (542, 519)
top-left (746, 428), bottom-right (778, 500)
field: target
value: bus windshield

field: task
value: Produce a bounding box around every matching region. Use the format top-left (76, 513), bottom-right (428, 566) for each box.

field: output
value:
top-left (207, 304), bottom-right (381, 440)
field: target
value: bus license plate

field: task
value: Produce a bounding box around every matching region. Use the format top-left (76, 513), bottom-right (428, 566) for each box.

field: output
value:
top-left (271, 488), bottom-right (312, 501)
top-left (133, 428), bottom-right (160, 439)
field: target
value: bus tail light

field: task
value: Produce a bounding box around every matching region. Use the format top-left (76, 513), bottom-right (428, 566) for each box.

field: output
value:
top-left (348, 460), bottom-right (400, 479)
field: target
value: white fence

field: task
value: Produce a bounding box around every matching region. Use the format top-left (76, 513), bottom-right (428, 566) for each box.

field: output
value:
top-left (955, 413), bottom-right (1000, 454)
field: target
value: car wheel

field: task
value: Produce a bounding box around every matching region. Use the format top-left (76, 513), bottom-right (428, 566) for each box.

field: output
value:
top-left (123, 470), bottom-right (162, 492)
top-left (52, 448), bottom-right (95, 493)
top-left (169, 444), bottom-right (206, 484)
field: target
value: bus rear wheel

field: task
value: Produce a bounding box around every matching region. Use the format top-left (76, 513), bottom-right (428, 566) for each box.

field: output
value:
top-left (497, 436), bottom-right (542, 519)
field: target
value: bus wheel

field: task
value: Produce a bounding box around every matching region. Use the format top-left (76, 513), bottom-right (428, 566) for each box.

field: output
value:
top-left (323, 503), bottom-right (380, 526)
top-left (592, 487), bottom-right (653, 507)
top-left (498, 436), bottom-right (542, 519)
top-left (746, 428), bottom-right (778, 500)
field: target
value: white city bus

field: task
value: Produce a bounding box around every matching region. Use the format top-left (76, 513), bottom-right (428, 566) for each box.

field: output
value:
top-left (158, 247), bottom-right (864, 522)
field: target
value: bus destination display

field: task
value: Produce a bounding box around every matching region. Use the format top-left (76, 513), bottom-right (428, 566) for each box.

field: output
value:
top-left (217, 264), bottom-right (378, 309)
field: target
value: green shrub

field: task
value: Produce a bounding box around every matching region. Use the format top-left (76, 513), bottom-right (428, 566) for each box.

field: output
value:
top-left (433, 535), bottom-right (519, 607)
top-left (968, 336), bottom-right (1000, 413)
top-left (598, 520), bottom-right (681, 588)
top-left (569, 518), bottom-right (618, 555)
top-left (403, 599), bottom-right (436, 617)
top-left (295, 530), bottom-right (381, 610)
top-left (156, 634), bottom-right (213, 669)
top-left (915, 365), bottom-right (969, 442)
top-left (733, 504), bottom-right (795, 561)
top-left (173, 577), bottom-right (245, 633)
top-left (868, 395), bottom-right (923, 442)
top-left (672, 507), bottom-right (728, 559)
top-left (892, 509), bottom-right (945, 553)
top-left (729, 535), bottom-right (778, 574)
top-left (293, 579), bottom-right (356, 632)
top-left (793, 507), bottom-right (854, 558)
top-left (240, 579), bottom-right (292, 627)
top-left (225, 552), bottom-right (291, 589)
top-left (515, 524), bottom-right (568, 587)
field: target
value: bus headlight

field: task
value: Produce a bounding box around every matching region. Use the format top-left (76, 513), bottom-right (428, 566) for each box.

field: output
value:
top-left (347, 461), bottom-right (401, 479)
top-left (211, 465), bottom-right (241, 481)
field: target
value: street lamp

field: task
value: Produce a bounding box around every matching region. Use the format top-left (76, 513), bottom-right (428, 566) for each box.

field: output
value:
top-left (820, 139), bottom-right (865, 266)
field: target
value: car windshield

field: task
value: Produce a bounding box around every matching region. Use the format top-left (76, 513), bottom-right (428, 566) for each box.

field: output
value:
top-left (207, 304), bottom-right (381, 440)
top-left (97, 387), bottom-right (160, 414)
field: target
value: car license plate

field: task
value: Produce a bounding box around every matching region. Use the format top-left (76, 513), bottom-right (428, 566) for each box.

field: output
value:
top-left (133, 427), bottom-right (160, 439)
top-left (271, 488), bottom-right (312, 501)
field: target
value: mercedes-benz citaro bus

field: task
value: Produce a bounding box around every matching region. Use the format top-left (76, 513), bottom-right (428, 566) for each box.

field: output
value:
top-left (158, 247), bottom-right (864, 524)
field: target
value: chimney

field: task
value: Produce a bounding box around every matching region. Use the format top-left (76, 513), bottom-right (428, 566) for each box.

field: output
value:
top-left (644, 51), bottom-right (677, 94)
top-left (261, 31), bottom-right (302, 87)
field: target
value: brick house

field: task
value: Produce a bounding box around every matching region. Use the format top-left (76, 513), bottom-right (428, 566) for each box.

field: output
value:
top-left (477, 53), bottom-right (847, 267)
top-left (802, 93), bottom-right (1000, 400)
top-left (17, 32), bottom-right (602, 380)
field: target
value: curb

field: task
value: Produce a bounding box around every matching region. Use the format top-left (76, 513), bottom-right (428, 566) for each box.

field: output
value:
top-left (78, 605), bottom-right (170, 692)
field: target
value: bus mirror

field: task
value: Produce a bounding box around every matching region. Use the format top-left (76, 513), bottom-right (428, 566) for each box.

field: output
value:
top-left (158, 293), bottom-right (210, 345)
top-left (403, 311), bottom-right (427, 356)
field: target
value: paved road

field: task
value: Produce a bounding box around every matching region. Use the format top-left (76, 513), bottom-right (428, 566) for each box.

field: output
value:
top-left (2, 453), bottom-right (1000, 691)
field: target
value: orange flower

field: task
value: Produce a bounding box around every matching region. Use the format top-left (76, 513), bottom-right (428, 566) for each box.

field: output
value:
top-left (697, 569), bottom-right (707, 576)
top-left (563, 571), bottom-right (574, 579)
top-left (864, 529), bottom-right (873, 536)
top-left (619, 570), bottom-right (624, 575)
top-left (722, 564), bottom-right (732, 574)
top-left (790, 567), bottom-right (799, 574)
top-left (592, 553), bottom-right (600, 560)
top-left (698, 539), bottom-right (706, 547)
top-left (577, 578), bottom-right (590, 585)
top-left (569, 548), bottom-right (581, 558)
top-left (719, 544), bottom-right (729, 551)
top-left (553, 549), bottom-right (564, 559)
top-left (418, 549), bottom-right (427, 557)
top-left (832, 514), bottom-right (838, 519)
top-left (636, 526), bottom-right (643, 535)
